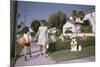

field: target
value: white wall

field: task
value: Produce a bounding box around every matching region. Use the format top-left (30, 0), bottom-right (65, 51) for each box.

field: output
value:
top-left (83, 11), bottom-right (95, 33)
top-left (63, 21), bottom-right (76, 34)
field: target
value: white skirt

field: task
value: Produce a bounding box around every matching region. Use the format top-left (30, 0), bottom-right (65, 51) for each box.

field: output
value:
top-left (37, 36), bottom-right (48, 45)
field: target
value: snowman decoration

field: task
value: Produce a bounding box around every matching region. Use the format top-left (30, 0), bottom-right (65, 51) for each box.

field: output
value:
top-left (70, 37), bottom-right (82, 51)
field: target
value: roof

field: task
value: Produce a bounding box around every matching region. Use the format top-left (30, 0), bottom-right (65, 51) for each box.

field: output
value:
top-left (85, 8), bottom-right (95, 14)
top-left (63, 21), bottom-right (74, 29)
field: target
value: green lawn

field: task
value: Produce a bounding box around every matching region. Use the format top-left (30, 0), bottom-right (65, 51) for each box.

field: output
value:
top-left (49, 46), bottom-right (95, 63)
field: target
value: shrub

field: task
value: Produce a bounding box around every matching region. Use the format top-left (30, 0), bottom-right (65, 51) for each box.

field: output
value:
top-left (48, 42), bottom-right (57, 52)
top-left (15, 43), bottom-right (23, 57)
top-left (48, 37), bottom-right (70, 52)
top-left (48, 36), bottom-right (95, 52)
top-left (77, 36), bottom-right (95, 47)
top-left (85, 36), bottom-right (95, 46)
top-left (55, 29), bottom-right (62, 37)
top-left (81, 25), bottom-right (92, 33)
top-left (56, 38), bottom-right (70, 51)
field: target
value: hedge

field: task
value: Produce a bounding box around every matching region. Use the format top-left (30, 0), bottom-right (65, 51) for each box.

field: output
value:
top-left (77, 36), bottom-right (95, 47)
top-left (48, 36), bottom-right (95, 52)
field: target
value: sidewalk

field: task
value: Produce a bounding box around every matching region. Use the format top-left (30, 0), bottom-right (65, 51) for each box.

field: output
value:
top-left (15, 42), bottom-right (55, 66)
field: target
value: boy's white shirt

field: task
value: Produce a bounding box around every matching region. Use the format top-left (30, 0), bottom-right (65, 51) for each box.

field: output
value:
top-left (23, 33), bottom-right (32, 43)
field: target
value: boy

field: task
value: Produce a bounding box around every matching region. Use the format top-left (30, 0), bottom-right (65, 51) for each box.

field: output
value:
top-left (23, 27), bottom-right (33, 61)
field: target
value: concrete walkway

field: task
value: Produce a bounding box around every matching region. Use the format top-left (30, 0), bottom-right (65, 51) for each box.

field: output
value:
top-left (15, 42), bottom-right (55, 67)
top-left (59, 56), bottom-right (95, 64)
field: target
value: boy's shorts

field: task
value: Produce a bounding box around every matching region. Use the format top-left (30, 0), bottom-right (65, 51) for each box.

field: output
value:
top-left (25, 43), bottom-right (30, 47)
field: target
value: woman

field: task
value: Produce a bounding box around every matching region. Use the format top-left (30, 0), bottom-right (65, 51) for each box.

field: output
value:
top-left (34, 21), bottom-right (48, 56)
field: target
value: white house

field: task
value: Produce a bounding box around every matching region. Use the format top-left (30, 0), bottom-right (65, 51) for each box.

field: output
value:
top-left (63, 8), bottom-right (95, 35)
top-left (63, 20), bottom-right (75, 34)
top-left (63, 17), bottom-right (83, 35)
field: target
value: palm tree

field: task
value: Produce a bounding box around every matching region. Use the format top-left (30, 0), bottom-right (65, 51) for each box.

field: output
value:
top-left (78, 11), bottom-right (85, 20)
top-left (71, 10), bottom-right (78, 21)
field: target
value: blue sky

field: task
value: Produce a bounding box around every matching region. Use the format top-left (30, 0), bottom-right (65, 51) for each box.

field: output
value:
top-left (17, 1), bottom-right (95, 27)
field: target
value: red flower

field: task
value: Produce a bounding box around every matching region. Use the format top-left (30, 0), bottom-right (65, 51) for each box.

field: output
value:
top-left (80, 34), bottom-right (88, 41)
